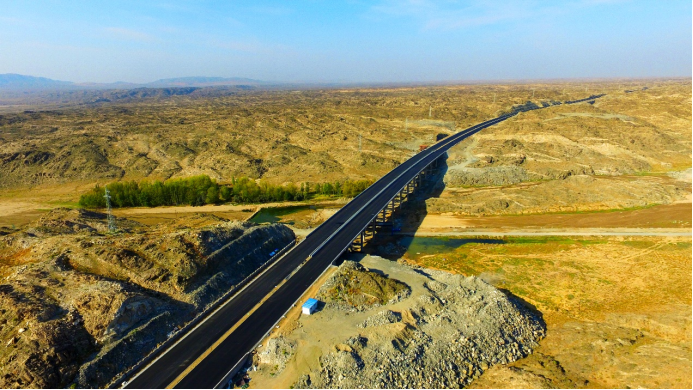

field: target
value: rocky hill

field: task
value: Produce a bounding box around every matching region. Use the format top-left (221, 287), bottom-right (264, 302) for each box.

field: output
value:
top-left (428, 82), bottom-right (692, 216)
top-left (0, 209), bottom-right (294, 388)
top-left (0, 83), bottom-right (546, 190)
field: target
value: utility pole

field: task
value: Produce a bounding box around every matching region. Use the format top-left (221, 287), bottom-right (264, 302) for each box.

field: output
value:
top-left (104, 186), bottom-right (116, 233)
top-left (429, 105), bottom-right (432, 118)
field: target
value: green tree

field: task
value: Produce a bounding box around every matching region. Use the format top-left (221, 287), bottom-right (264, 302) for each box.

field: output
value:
top-left (220, 186), bottom-right (231, 201)
top-left (206, 185), bottom-right (220, 204)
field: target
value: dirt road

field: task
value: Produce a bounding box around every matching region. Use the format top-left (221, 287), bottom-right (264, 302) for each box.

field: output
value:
top-left (396, 229), bottom-right (691, 237)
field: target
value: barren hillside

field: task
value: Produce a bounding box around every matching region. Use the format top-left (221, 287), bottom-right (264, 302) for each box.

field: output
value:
top-left (0, 209), bottom-right (294, 388)
top-left (1, 80), bottom-right (689, 222)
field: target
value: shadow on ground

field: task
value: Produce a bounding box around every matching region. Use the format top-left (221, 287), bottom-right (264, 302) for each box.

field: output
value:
top-left (359, 148), bottom-right (506, 260)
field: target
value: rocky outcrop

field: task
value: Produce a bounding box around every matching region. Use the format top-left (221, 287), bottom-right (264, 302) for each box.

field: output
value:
top-left (0, 209), bottom-right (295, 388)
top-left (444, 166), bottom-right (531, 187)
top-left (427, 174), bottom-right (690, 216)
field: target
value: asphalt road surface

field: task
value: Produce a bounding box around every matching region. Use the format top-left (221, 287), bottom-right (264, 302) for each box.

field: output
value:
top-left (125, 97), bottom-right (601, 389)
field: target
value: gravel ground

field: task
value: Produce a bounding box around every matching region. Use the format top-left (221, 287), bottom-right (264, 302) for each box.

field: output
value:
top-left (251, 255), bottom-right (545, 389)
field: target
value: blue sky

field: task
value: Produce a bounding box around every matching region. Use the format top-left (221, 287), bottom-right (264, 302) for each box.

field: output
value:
top-left (0, 0), bottom-right (690, 83)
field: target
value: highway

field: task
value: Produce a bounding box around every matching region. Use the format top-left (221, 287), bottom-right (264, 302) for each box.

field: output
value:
top-left (125, 96), bottom-right (601, 389)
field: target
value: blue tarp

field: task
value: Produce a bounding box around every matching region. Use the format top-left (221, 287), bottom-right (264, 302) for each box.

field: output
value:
top-left (302, 298), bottom-right (318, 309)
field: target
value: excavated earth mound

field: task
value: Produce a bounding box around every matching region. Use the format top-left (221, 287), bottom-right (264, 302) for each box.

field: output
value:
top-left (317, 261), bottom-right (411, 311)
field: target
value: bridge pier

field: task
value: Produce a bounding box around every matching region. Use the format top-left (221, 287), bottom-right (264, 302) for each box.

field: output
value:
top-left (349, 160), bottom-right (442, 253)
top-left (366, 219), bottom-right (375, 238)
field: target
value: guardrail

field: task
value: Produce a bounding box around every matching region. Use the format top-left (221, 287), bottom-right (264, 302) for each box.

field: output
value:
top-left (112, 239), bottom-right (296, 389)
top-left (323, 115), bottom-right (509, 262)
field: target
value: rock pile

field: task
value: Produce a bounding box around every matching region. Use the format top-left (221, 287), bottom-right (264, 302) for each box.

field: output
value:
top-left (256, 336), bottom-right (297, 372)
top-left (357, 310), bottom-right (402, 328)
top-left (317, 261), bottom-right (411, 312)
top-left (297, 262), bottom-right (545, 389)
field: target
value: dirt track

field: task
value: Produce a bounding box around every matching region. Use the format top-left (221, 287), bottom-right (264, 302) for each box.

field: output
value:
top-left (396, 229), bottom-right (691, 237)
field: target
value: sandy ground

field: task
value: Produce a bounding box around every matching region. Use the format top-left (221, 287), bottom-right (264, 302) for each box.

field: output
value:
top-left (112, 199), bottom-right (346, 216)
top-left (0, 197), bottom-right (347, 228)
top-left (0, 201), bottom-right (48, 228)
top-left (411, 202), bottom-right (692, 232)
top-left (396, 229), bottom-right (691, 237)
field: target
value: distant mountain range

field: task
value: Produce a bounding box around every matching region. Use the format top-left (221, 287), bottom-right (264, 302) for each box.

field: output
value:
top-left (0, 73), bottom-right (269, 91)
top-left (146, 76), bottom-right (265, 87)
top-left (0, 74), bottom-right (75, 90)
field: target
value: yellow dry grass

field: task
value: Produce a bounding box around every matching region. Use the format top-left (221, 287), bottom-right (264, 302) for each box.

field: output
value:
top-left (406, 236), bottom-right (692, 389)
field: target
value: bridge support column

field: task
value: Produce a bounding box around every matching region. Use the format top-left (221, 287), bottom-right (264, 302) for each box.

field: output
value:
top-left (349, 230), bottom-right (365, 252)
top-left (377, 209), bottom-right (386, 224)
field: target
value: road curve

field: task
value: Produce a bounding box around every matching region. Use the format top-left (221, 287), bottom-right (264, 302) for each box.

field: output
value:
top-left (125, 96), bottom-right (601, 389)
